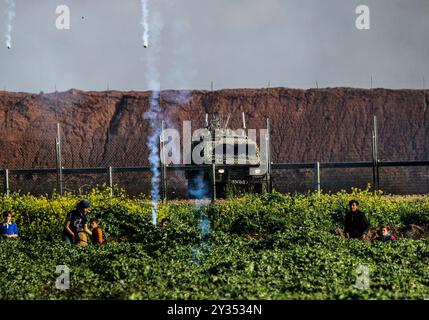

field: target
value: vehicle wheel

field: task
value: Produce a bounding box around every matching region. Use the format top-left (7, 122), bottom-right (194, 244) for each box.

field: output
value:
top-left (253, 182), bottom-right (267, 194)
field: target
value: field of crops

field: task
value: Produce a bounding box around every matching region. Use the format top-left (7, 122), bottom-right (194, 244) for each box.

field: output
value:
top-left (1, 188), bottom-right (429, 300)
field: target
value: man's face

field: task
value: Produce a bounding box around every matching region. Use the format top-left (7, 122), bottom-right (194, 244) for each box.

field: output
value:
top-left (5, 214), bottom-right (12, 223)
top-left (350, 203), bottom-right (358, 212)
top-left (381, 227), bottom-right (388, 236)
top-left (83, 207), bottom-right (90, 215)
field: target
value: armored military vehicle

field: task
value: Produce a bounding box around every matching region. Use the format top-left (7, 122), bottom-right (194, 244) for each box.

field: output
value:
top-left (185, 112), bottom-right (271, 199)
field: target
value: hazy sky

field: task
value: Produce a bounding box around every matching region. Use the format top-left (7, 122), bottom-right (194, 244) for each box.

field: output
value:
top-left (0, 0), bottom-right (428, 93)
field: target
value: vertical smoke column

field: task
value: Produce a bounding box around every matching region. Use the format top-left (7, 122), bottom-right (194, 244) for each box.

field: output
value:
top-left (141, 0), bottom-right (164, 225)
top-left (189, 160), bottom-right (211, 264)
top-left (4, 0), bottom-right (16, 49)
top-left (141, 0), bottom-right (149, 48)
top-left (168, 17), bottom-right (194, 104)
top-left (161, 3), bottom-right (211, 257)
top-left (145, 94), bottom-right (161, 226)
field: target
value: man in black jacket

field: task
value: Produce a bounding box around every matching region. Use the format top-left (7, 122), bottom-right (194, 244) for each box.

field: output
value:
top-left (344, 200), bottom-right (370, 240)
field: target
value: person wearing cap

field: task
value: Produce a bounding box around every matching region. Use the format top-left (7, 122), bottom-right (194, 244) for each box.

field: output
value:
top-left (62, 200), bottom-right (92, 246)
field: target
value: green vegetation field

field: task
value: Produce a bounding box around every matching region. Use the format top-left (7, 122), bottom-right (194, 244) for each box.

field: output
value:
top-left (1, 188), bottom-right (429, 299)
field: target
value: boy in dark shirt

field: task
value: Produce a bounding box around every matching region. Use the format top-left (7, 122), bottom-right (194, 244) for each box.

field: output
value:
top-left (344, 200), bottom-right (370, 240)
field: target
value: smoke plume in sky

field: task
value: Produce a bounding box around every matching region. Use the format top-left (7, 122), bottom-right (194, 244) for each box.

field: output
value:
top-left (0, 0), bottom-right (428, 92)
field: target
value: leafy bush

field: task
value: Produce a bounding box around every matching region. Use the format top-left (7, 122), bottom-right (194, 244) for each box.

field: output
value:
top-left (1, 188), bottom-right (429, 299)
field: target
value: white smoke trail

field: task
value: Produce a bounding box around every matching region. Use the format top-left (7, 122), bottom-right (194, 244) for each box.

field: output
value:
top-left (145, 93), bottom-right (162, 226)
top-left (191, 207), bottom-right (211, 264)
top-left (159, 3), bottom-right (209, 259)
top-left (141, 1), bottom-right (196, 228)
top-left (4, 0), bottom-right (16, 49)
top-left (168, 14), bottom-right (211, 257)
top-left (141, 0), bottom-right (149, 48)
top-left (190, 176), bottom-right (211, 264)
top-left (142, 1), bottom-right (164, 225)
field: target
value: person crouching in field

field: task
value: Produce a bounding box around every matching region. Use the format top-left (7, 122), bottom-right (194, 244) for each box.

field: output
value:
top-left (90, 217), bottom-right (104, 245)
top-left (160, 218), bottom-right (171, 239)
top-left (0, 211), bottom-right (19, 240)
top-left (376, 226), bottom-right (395, 242)
top-left (62, 200), bottom-right (92, 246)
top-left (344, 200), bottom-right (370, 240)
top-left (335, 200), bottom-right (370, 241)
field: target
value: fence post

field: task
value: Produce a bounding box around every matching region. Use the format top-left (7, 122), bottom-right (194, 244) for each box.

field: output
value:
top-left (375, 116), bottom-right (380, 190)
top-left (3, 169), bottom-right (10, 196)
top-left (108, 166), bottom-right (113, 196)
top-left (160, 121), bottom-right (167, 202)
top-left (371, 116), bottom-right (379, 192)
top-left (314, 162), bottom-right (321, 195)
top-left (266, 118), bottom-right (272, 193)
top-left (371, 130), bottom-right (376, 192)
top-left (211, 163), bottom-right (216, 202)
top-left (55, 123), bottom-right (64, 195)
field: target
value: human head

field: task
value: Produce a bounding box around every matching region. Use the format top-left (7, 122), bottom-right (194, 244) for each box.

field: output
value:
top-left (3, 211), bottom-right (12, 223)
top-left (380, 226), bottom-right (389, 236)
top-left (77, 200), bottom-right (91, 214)
top-left (90, 217), bottom-right (99, 229)
top-left (161, 218), bottom-right (171, 228)
top-left (349, 200), bottom-right (359, 212)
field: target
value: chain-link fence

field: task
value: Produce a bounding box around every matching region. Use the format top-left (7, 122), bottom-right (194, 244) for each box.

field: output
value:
top-left (1, 161), bottom-right (429, 197)
top-left (271, 163), bottom-right (429, 195)
top-left (378, 166), bottom-right (429, 195)
top-left (1, 89), bottom-right (429, 196)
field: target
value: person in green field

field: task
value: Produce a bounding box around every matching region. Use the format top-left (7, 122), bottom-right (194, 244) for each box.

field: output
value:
top-left (160, 218), bottom-right (171, 228)
top-left (0, 211), bottom-right (19, 239)
top-left (160, 218), bottom-right (171, 239)
top-left (344, 200), bottom-right (370, 240)
top-left (376, 225), bottom-right (395, 242)
top-left (62, 200), bottom-right (92, 246)
top-left (90, 217), bottom-right (104, 245)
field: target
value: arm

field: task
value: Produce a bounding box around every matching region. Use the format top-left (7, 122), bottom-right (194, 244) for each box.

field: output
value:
top-left (84, 224), bottom-right (92, 236)
top-left (4, 224), bottom-right (18, 239)
top-left (361, 214), bottom-right (370, 234)
top-left (64, 221), bottom-right (75, 239)
top-left (359, 214), bottom-right (370, 240)
top-left (344, 213), bottom-right (351, 238)
top-left (96, 229), bottom-right (103, 244)
top-left (13, 223), bottom-right (19, 238)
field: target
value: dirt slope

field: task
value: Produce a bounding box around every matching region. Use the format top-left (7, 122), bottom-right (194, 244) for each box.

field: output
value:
top-left (0, 87), bottom-right (428, 169)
